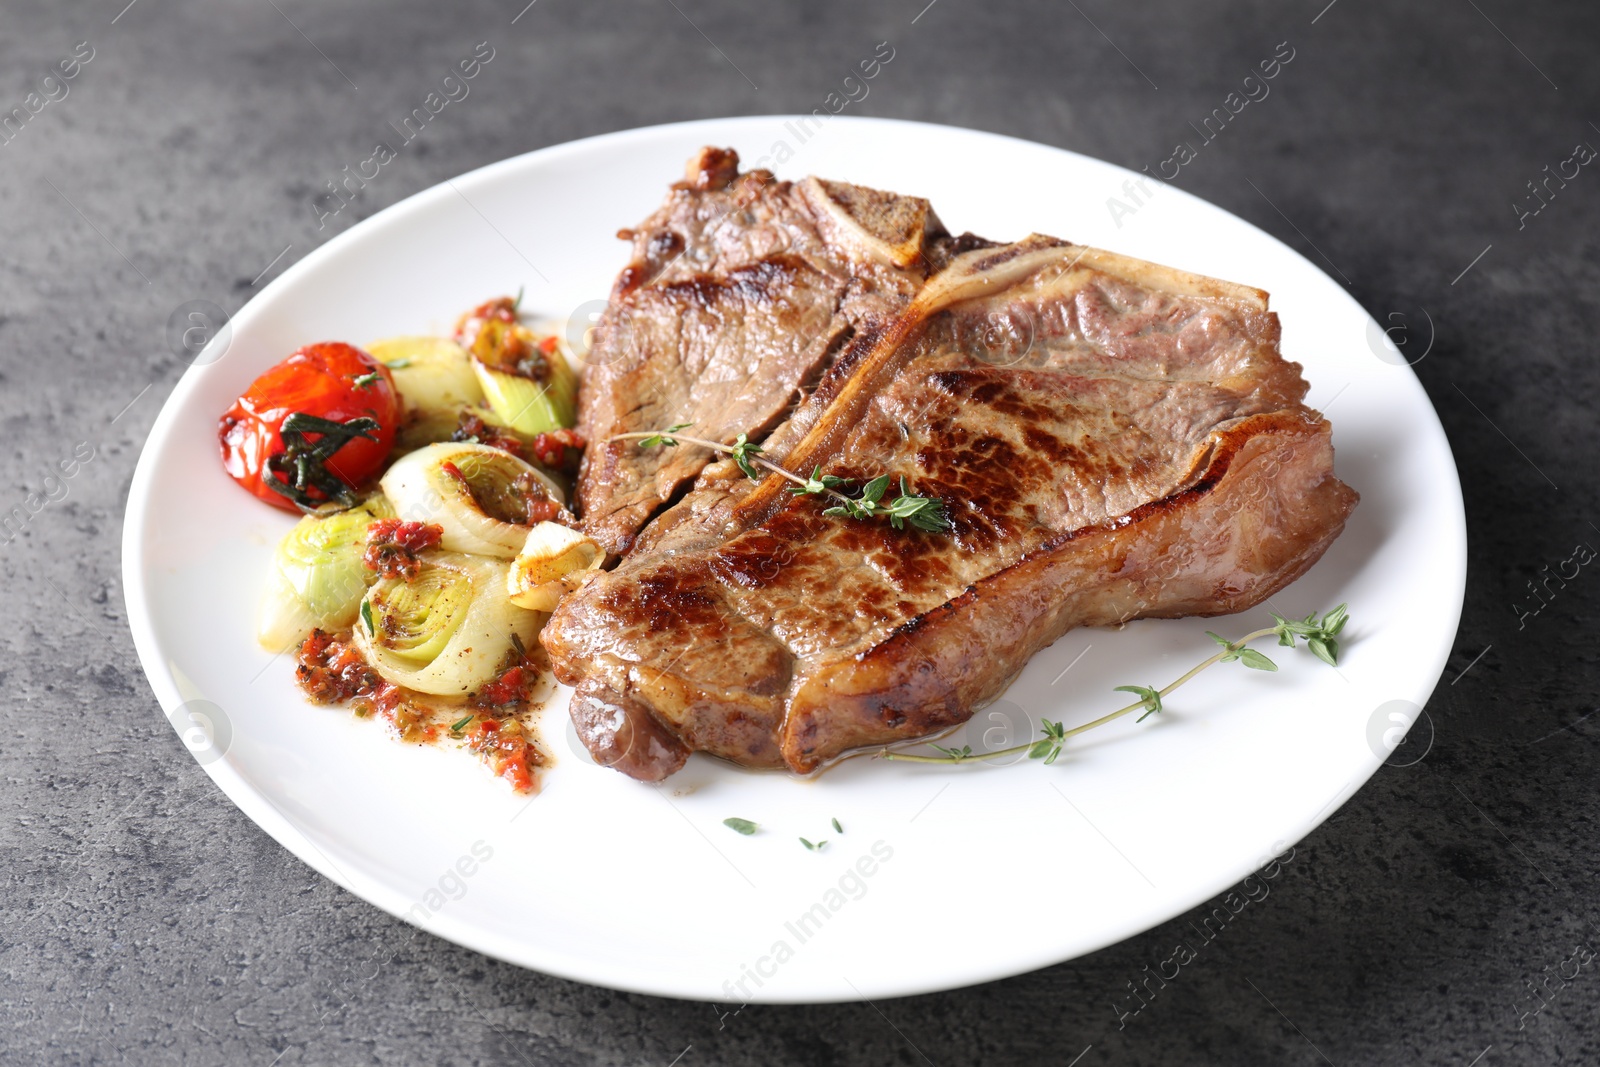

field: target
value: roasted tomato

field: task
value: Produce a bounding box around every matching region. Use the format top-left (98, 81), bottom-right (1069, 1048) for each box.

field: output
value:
top-left (219, 342), bottom-right (401, 512)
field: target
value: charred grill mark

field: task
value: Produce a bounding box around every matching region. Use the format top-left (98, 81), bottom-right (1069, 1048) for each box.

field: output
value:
top-left (618, 230), bottom-right (691, 296)
top-left (616, 263), bottom-right (649, 297)
top-left (760, 503), bottom-right (833, 549)
top-left (602, 568), bottom-right (730, 636)
top-left (1021, 424), bottom-right (1081, 466)
top-left (909, 418), bottom-right (1043, 542)
top-left (649, 254), bottom-right (811, 313)
top-left (727, 256), bottom-right (809, 307)
top-left (710, 529), bottom-right (803, 590)
top-left (647, 229), bottom-right (684, 260)
top-left (969, 379), bottom-right (1007, 406)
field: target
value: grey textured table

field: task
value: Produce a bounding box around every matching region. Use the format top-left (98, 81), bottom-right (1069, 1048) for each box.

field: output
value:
top-left (4, 0), bottom-right (1595, 1063)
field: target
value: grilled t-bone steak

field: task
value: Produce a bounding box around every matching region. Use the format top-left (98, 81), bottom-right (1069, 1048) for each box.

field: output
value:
top-left (547, 165), bottom-right (1358, 782)
top-left (576, 146), bottom-right (962, 556)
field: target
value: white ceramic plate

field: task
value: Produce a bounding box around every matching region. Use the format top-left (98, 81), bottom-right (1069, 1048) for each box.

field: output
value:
top-left (124, 116), bottom-right (1465, 1003)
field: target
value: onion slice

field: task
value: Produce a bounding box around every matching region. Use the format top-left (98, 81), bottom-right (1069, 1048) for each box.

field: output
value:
top-left (380, 441), bottom-right (566, 559)
top-left (506, 522), bottom-right (604, 612)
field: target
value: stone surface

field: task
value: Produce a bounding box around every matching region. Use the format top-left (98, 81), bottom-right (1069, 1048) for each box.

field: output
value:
top-left (2, 0), bottom-right (1598, 1063)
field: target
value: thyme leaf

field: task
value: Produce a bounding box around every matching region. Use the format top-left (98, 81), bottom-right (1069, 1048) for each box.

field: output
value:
top-left (1028, 719), bottom-right (1068, 764)
top-left (728, 432), bottom-right (763, 480)
top-left (1237, 648), bottom-right (1279, 672)
top-left (637, 422), bottom-right (693, 449)
top-left (1115, 684), bottom-right (1164, 723)
top-left (792, 466), bottom-right (850, 496)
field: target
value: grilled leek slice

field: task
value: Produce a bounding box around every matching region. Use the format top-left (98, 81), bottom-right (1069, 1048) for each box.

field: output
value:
top-left (257, 495), bottom-right (393, 649)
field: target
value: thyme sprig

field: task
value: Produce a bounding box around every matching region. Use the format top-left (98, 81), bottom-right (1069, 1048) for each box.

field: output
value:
top-left (612, 425), bottom-right (951, 533)
top-left (882, 605), bottom-right (1350, 766)
top-left (814, 472), bottom-right (948, 531)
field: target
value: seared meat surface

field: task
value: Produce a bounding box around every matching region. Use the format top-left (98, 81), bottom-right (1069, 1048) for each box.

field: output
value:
top-left (575, 147), bottom-right (952, 555)
top-left (548, 155), bottom-right (1358, 782)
